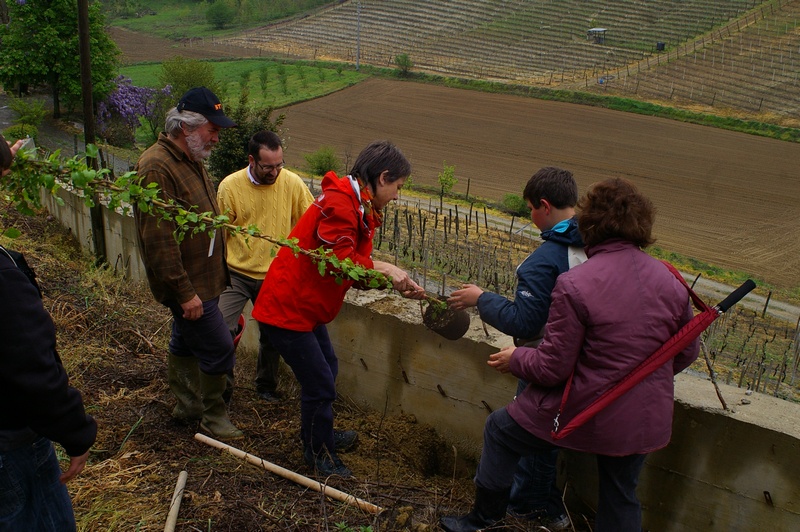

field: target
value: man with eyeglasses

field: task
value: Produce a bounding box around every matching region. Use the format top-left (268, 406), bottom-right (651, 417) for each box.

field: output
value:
top-left (217, 130), bottom-right (314, 404)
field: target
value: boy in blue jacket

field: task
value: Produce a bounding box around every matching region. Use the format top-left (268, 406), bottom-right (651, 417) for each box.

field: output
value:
top-left (448, 166), bottom-right (584, 530)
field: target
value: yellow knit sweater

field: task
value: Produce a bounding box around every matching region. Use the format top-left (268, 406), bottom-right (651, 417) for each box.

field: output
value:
top-left (217, 167), bottom-right (314, 280)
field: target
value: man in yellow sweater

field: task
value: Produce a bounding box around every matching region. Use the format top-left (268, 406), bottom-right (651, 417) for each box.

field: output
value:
top-left (217, 130), bottom-right (314, 402)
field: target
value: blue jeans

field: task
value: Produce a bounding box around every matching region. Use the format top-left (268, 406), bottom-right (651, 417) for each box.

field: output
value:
top-left (509, 379), bottom-right (564, 518)
top-left (0, 438), bottom-right (76, 531)
top-left (167, 297), bottom-right (235, 375)
top-left (261, 324), bottom-right (337, 453)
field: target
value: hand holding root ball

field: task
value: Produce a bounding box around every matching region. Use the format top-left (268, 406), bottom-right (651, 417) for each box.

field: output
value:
top-left (0, 134), bottom-right (26, 177)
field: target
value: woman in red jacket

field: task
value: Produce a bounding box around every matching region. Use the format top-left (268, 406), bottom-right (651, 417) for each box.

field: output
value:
top-left (441, 178), bottom-right (699, 532)
top-left (252, 140), bottom-right (425, 477)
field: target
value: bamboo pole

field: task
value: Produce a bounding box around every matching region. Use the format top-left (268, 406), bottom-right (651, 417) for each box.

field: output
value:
top-left (194, 434), bottom-right (383, 514)
top-left (164, 470), bottom-right (188, 532)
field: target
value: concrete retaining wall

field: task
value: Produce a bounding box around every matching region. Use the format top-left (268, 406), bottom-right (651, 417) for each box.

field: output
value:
top-left (43, 190), bottom-right (800, 530)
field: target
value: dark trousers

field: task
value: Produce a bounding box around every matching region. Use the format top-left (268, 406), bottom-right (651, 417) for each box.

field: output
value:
top-left (509, 379), bottom-right (563, 518)
top-left (476, 408), bottom-right (646, 532)
top-left (218, 271), bottom-right (281, 392)
top-left (261, 324), bottom-right (337, 453)
top-left (595, 453), bottom-right (647, 532)
top-left (167, 297), bottom-right (235, 375)
top-left (0, 438), bottom-right (76, 531)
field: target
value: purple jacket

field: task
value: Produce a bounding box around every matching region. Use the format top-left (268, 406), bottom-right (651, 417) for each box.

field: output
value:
top-left (507, 239), bottom-right (699, 456)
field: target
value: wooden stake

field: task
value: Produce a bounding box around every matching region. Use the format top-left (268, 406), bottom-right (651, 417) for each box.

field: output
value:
top-left (194, 434), bottom-right (383, 514)
top-left (164, 470), bottom-right (188, 532)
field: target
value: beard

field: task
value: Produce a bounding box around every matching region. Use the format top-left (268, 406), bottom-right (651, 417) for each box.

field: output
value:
top-left (185, 130), bottom-right (213, 161)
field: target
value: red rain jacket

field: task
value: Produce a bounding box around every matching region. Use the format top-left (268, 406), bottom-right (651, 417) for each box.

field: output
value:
top-left (252, 172), bottom-right (376, 331)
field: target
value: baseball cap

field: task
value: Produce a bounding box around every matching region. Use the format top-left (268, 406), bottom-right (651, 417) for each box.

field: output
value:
top-left (176, 87), bottom-right (237, 128)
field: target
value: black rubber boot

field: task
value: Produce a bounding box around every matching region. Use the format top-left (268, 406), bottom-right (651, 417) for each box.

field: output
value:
top-left (439, 486), bottom-right (511, 532)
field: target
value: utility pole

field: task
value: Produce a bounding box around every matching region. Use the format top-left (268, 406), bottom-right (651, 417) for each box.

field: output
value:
top-left (356, 1), bottom-right (361, 71)
top-left (77, 0), bottom-right (107, 264)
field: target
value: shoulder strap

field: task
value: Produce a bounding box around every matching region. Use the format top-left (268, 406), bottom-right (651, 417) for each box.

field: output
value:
top-left (567, 246), bottom-right (587, 269)
top-left (0, 244), bottom-right (42, 297)
top-left (551, 261), bottom-right (710, 440)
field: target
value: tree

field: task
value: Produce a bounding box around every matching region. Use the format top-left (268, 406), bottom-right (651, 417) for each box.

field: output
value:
top-left (96, 76), bottom-right (172, 146)
top-left (304, 146), bottom-right (342, 177)
top-left (394, 53), bottom-right (413, 76)
top-left (206, 1), bottom-right (235, 30)
top-left (0, 0), bottom-right (120, 118)
top-left (207, 90), bottom-right (285, 184)
top-left (158, 56), bottom-right (221, 100)
top-left (437, 161), bottom-right (457, 209)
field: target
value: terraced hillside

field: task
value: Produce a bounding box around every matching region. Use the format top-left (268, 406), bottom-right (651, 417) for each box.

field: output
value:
top-left (223, 0), bottom-right (754, 77)
top-left (220, 0), bottom-right (799, 121)
top-left (582, 0), bottom-right (800, 124)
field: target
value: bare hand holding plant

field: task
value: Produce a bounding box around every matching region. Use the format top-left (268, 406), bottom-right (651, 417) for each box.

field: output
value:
top-left (447, 283), bottom-right (484, 310)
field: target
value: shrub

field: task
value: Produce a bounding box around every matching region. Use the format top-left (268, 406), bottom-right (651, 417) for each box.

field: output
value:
top-left (8, 96), bottom-right (47, 129)
top-left (207, 91), bottom-right (285, 184)
top-left (2, 124), bottom-right (38, 143)
top-left (395, 53), bottom-right (413, 76)
top-left (158, 57), bottom-right (220, 100)
top-left (501, 193), bottom-right (529, 216)
top-left (206, 1), bottom-right (235, 30)
top-left (304, 146), bottom-right (342, 177)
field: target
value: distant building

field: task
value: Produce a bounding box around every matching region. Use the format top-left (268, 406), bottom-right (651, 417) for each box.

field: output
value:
top-left (587, 28), bottom-right (607, 44)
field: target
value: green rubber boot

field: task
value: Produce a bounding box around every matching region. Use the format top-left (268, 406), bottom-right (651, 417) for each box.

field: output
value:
top-left (167, 353), bottom-right (202, 422)
top-left (199, 371), bottom-right (244, 441)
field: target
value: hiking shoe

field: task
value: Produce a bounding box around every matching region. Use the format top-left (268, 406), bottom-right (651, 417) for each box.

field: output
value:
top-left (303, 447), bottom-right (352, 478)
top-left (333, 430), bottom-right (358, 452)
top-left (541, 513), bottom-right (570, 531)
top-left (256, 390), bottom-right (282, 403)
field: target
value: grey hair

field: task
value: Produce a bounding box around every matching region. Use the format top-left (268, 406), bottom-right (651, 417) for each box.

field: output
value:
top-left (164, 108), bottom-right (209, 137)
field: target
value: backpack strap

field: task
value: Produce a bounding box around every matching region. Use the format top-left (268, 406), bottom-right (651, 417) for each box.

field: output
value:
top-left (0, 244), bottom-right (42, 297)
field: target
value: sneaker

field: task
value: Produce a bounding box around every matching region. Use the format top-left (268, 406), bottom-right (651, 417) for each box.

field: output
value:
top-left (333, 429), bottom-right (358, 452)
top-left (541, 513), bottom-right (570, 531)
top-left (303, 447), bottom-right (352, 478)
top-left (256, 390), bottom-right (281, 403)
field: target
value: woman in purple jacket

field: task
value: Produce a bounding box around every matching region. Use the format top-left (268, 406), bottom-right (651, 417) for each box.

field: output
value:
top-left (441, 178), bottom-right (699, 532)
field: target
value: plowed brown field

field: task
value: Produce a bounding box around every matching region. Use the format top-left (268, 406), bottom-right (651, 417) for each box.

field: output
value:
top-left (111, 29), bottom-right (800, 290)
top-left (277, 78), bottom-right (800, 290)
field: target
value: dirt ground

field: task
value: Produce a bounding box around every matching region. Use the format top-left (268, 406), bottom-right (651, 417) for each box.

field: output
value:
top-left (0, 209), bottom-right (502, 531)
top-left (108, 28), bottom-right (800, 291)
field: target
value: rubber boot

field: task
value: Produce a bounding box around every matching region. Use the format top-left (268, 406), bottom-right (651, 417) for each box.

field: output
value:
top-left (200, 371), bottom-right (244, 441)
top-left (439, 486), bottom-right (511, 532)
top-left (199, 371), bottom-right (244, 441)
top-left (167, 353), bottom-right (202, 422)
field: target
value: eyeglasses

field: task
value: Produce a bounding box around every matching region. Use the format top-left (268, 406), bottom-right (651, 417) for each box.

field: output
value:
top-left (256, 161), bottom-right (285, 173)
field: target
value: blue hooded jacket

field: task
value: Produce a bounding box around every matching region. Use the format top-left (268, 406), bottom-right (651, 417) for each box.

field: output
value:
top-left (476, 217), bottom-right (584, 342)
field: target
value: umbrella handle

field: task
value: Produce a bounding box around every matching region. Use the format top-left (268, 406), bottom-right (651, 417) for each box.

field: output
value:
top-left (714, 279), bottom-right (756, 313)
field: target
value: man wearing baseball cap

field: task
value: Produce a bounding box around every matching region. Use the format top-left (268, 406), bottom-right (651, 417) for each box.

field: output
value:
top-left (133, 87), bottom-right (244, 441)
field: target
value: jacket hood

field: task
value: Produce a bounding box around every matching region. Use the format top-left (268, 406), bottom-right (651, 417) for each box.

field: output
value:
top-left (541, 217), bottom-right (583, 247)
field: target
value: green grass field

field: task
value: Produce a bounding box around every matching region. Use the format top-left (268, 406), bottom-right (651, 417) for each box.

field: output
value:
top-left (107, 0), bottom-right (331, 40)
top-left (120, 59), bottom-right (368, 109)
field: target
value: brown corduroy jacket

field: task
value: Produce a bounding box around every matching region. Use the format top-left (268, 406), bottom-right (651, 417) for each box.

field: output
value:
top-left (133, 133), bottom-right (228, 305)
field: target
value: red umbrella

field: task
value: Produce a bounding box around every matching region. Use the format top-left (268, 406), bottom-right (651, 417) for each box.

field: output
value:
top-left (551, 263), bottom-right (756, 440)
